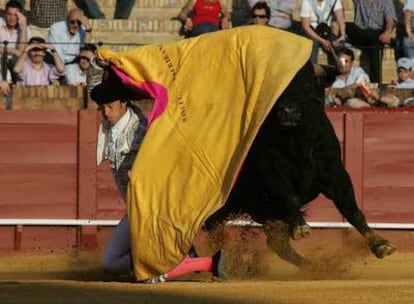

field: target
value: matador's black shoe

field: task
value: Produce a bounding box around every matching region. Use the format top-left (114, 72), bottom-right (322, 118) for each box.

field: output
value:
top-left (212, 250), bottom-right (228, 281)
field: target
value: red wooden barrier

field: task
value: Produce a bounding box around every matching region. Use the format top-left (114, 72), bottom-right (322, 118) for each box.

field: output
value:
top-left (0, 108), bottom-right (413, 251)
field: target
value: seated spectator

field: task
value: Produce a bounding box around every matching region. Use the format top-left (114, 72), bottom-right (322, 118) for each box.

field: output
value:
top-left (0, 79), bottom-right (10, 95)
top-left (251, 2), bottom-right (270, 25)
top-left (300, 0), bottom-right (346, 64)
top-left (64, 43), bottom-right (96, 86)
top-left (392, 57), bottom-right (414, 89)
top-left (47, 8), bottom-right (92, 64)
top-left (178, 0), bottom-right (230, 38)
top-left (380, 57), bottom-right (414, 107)
top-left (325, 47), bottom-right (376, 108)
top-left (248, 0), bottom-right (296, 30)
top-left (345, 0), bottom-right (396, 84)
top-left (73, 0), bottom-right (136, 19)
top-left (13, 36), bottom-right (65, 86)
top-left (332, 47), bottom-right (370, 88)
top-left (0, 1), bottom-right (29, 59)
top-left (0, 51), bottom-right (12, 95)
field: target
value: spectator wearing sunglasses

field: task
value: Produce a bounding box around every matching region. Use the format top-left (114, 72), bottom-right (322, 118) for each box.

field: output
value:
top-left (248, 0), bottom-right (296, 29)
top-left (251, 2), bottom-right (270, 25)
top-left (13, 36), bottom-right (65, 86)
top-left (64, 43), bottom-right (96, 86)
top-left (47, 8), bottom-right (92, 65)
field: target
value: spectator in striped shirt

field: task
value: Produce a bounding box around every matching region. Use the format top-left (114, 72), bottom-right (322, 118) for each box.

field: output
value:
top-left (345, 0), bottom-right (397, 84)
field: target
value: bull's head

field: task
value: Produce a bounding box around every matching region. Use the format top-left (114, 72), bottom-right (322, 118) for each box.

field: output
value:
top-left (275, 61), bottom-right (325, 127)
top-left (276, 95), bottom-right (309, 127)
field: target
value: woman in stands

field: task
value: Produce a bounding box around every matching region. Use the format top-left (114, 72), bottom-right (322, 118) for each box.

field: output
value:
top-left (178, 0), bottom-right (230, 37)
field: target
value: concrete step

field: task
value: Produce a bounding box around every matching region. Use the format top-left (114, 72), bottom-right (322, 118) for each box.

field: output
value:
top-left (68, 3), bottom-right (184, 20)
top-left (90, 18), bottom-right (182, 48)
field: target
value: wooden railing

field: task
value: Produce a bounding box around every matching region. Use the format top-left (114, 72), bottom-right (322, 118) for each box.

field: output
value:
top-left (1, 93), bottom-right (414, 251)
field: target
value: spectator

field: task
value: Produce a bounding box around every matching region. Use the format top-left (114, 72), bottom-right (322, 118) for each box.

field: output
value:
top-left (0, 53), bottom-right (11, 85)
top-left (0, 1), bottom-right (29, 59)
top-left (0, 47), bottom-right (12, 92)
top-left (332, 47), bottom-right (370, 87)
top-left (73, 0), bottom-right (136, 19)
top-left (0, 80), bottom-right (10, 95)
top-left (250, 0), bottom-right (296, 30)
top-left (47, 8), bottom-right (92, 65)
top-left (13, 36), bottom-right (65, 86)
top-left (393, 0), bottom-right (405, 61)
top-left (326, 47), bottom-right (375, 108)
top-left (346, 0), bottom-right (397, 84)
top-left (403, 0), bottom-right (414, 58)
top-left (29, 0), bottom-right (67, 39)
top-left (64, 43), bottom-right (96, 86)
top-left (393, 57), bottom-right (414, 88)
top-left (178, 0), bottom-right (230, 38)
top-left (251, 1), bottom-right (270, 25)
top-left (300, 0), bottom-right (346, 64)
top-left (380, 57), bottom-right (414, 107)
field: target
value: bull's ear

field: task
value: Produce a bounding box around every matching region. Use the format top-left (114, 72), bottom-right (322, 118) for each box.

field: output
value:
top-left (313, 64), bottom-right (339, 88)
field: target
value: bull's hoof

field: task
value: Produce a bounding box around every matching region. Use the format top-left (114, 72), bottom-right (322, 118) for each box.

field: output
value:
top-left (373, 242), bottom-right (397, 259)
top-left (291, 223), bottom-right (311, 240)
top-left (367, 233), bottom-right (397, 259)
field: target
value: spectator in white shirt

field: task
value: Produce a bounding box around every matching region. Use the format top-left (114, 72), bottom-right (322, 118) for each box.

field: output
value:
top-left (64, 43), bottom-right (96, 86)
top-left (300, 0), bottom-right (346, 64)
top-left (0, 0), bottom-right (30, 82)
top-left (331, 47), bottom-right (370, 89)
top-left (47, 8), bottom-right (92, 64)
top-left (326, 47), bottom-right (375, 108)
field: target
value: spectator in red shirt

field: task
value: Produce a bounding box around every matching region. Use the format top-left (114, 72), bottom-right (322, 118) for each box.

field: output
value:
top-left (178, 0), bottom-right (230, 37)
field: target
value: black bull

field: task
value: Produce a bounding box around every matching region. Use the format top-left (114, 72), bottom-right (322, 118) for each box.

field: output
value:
top-left (205, 61), bottom-right (396, 267)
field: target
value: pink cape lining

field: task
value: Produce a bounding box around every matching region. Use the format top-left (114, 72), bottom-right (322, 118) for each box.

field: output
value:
top-left (111, 66), bottom-right (168, 126)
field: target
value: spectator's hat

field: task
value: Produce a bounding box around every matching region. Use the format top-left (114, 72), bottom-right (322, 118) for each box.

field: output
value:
top-left (397, 57), bottom-right (413, 71)
top-left (90, 73), bottom-right (129, 105)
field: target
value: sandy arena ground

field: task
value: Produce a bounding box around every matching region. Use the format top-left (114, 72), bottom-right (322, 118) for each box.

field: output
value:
top-left (1, 230), bottom-right (414, 304)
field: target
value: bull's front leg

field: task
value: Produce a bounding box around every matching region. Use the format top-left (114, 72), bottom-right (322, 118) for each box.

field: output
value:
top-left (258, 149), bottom-right (311, 241)
top-left (345, 208), bottom-right (397, 259)
top-left (318, 112), bottom-right (396, 259)
top-left (263, 221), bottom-right (312, 268)
top-left (321, 163), bottom-right (397, 259)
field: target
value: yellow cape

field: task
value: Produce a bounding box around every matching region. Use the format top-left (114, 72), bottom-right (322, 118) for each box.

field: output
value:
top-left (96, 25), bottom-right (312, 280)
